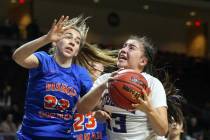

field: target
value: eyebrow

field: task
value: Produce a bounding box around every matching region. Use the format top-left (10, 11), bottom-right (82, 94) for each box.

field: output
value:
top-left (126, 43), bottom-right (137, 48)
top-left (68, 33), bottom-right (81, 41)
top-left (76, 37), bottom-right (81, 41)
top-left (68, 33), bottom-right (73, 36)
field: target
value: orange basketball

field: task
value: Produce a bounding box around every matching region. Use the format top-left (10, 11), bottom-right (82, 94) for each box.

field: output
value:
top-left (108, 69), bottom-right (149, 110)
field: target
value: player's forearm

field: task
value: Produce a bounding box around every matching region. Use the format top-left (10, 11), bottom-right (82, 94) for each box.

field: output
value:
top-left (12, 35), bottom-right (50, 63)
top-left (77, 83), bottom-right (106, 114)
top-left (147, 107), bottom-right (168, 136)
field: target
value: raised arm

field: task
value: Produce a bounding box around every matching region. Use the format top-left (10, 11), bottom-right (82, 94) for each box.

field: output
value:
top-left (12, 15), bottom-right (70, 69)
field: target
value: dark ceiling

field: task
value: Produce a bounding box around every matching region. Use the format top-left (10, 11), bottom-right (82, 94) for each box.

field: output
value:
top-left (58, 0), bottom-right (210, 19)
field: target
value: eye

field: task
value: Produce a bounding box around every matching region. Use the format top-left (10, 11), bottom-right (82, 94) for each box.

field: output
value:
top-left (75, 40), bottom-right (80, 45)
top-left (128, 45), bottom-right (135, 50)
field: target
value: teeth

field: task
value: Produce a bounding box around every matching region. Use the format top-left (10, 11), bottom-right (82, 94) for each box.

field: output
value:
top-left (66, 47), bottom-right (73, 51)
top-left (119, 56), bottom-right (126, 59)
top-left (118, 53), bottom-right (127, 60)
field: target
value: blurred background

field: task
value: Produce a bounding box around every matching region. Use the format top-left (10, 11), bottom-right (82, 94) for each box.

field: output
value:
top-left (0, 0), bottom-right (210, 139)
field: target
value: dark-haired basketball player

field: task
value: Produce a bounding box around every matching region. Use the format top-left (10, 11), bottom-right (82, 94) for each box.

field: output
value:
top-left (77, 36), bottom-right (168, 139)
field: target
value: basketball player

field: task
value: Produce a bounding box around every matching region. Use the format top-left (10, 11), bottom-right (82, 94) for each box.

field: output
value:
top-left (77, 36), bottom-right (168, 139)
top-left (162, 79), bottom-right (193, 140)
top-left (12, 15), bottom-right (115, 140)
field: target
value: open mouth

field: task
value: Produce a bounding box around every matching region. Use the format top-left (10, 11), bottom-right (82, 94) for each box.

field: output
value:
top-left (65, 47), bottom-right (73, 53)
top-left (118, 55), bottom-right (127, 61)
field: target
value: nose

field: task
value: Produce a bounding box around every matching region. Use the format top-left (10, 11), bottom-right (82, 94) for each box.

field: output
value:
top-left (69, 41), bottom-right (75, 47)
top-left (120, 47), bottom-right (128, 53)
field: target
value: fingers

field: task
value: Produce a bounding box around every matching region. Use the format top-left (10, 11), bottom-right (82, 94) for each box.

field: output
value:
top-left (51, 19), bottom-right (57, 29)
top-left (147, 87), bottom-right (152, 97)
top-left (103, 111), bottom-right (112, 120)
top-left (108, 77), bottom-right (114, 82)
top-left (110, 71), bottom-right (118, 77)
top-left (107, 70), bottom-right (118, 83)
top-left (63, 16), bottom-right (69, 23)
top-left (141, 88), bottom-right (148, 101)
top-left (93, 110), bottom-right (111, 121)
top-left (117, 68), bottom-right (125, 72)
top-left (56, 15), bottom-right (65, 27)
top-left (58, 16), bottom-right (69, 30)
top-left (131, 103), bottom-right (139, 108)
top-left (137, 95), bottom-right (144, 104)
top-left (110, 68), bottom-right (123, 78)
top-left (53, 15), bottom-right (69, 31)
top-left (59, 16), bottom-right (69, 29)
top-left (142, 87), bottom-right (152, 101)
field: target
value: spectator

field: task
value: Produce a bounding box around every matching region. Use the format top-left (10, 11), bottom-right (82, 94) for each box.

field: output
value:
top-left (0, 113), bottom-right (17, 133)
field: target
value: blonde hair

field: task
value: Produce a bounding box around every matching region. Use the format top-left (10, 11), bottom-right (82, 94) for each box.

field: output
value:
top-left (63, 15), bottom-right (89, 46)
top-left (74, 42), bottom-right (117, 78)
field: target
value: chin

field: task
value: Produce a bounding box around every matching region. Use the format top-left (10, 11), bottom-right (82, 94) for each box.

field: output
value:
top-left (63, 55), bottom-right (72, 58)
top-left (117, 62), bottom-right (128, 69)
top-left (63, 52), bottom-right (73, 58)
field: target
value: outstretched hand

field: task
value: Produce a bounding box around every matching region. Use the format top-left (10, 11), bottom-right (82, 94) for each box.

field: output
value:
top-left (46, 15), bottom-right (72, 42)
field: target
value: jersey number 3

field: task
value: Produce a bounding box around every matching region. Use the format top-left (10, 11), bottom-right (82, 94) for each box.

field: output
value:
top-left (107, 113), bottom-right (127, 133)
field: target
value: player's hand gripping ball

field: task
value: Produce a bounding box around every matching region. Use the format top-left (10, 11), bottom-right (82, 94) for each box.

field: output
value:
top-left (108, 69), bottom-right (149, 110)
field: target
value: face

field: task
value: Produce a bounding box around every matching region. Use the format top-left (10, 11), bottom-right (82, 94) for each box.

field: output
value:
top-left (168, 121), bottom-right (184, 138)
top-left (56, 28), bottom-right (81, 58)
top-left (117, 39), bottom-right (147, 71)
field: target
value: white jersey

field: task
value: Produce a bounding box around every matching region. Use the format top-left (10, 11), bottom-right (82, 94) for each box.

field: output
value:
top-left (91, 72), bottom-right (167, 140)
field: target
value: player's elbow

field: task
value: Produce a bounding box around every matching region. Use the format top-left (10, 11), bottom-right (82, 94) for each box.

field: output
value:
top-left (12, 50), bottom-right (23, 65)
top-left (12, 51), bottom-right (19, 62)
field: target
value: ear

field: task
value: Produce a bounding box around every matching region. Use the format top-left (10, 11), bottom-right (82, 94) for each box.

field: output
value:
top-left (139, 56), bottom-right (148, 66)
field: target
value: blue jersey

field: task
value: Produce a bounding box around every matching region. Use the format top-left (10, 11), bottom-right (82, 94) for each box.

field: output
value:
top-left (17, 51), bottom-right (93, 139)
top-left (73, 112), bottom-right (107, 140)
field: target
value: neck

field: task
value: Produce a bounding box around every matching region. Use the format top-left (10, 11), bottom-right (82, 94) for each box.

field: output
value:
top-left (168, 135), bottom-right (181, 140)
top-left (134, 67), bottom-right (143, 73)
top-left (54, 54), bottom-right (72, 68)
